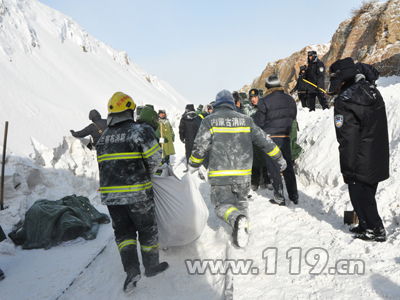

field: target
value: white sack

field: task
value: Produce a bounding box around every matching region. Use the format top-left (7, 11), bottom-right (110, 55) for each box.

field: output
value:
top-left (153, 167), bottom-right (208, 247)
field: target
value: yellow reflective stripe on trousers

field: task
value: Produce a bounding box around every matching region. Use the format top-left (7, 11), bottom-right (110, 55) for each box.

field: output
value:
top-left (141, 243), bottom-right (160, 252)
top-left (97, 152), bottom-right (142, 162)
top-left (267, 145), bottom-right (281, 157)
top-left (209, 127), bottom-right (251, 134)
top-left (190, 155), bottom-right (204, 164)
top-left (99, 182), bottom-right (152, 194)
top-left (118, 239), bottom-right (137, 251)
top-left (143, 143), bottom-right (161, 158)
top-left (208, 169), bottom-right (252, 177)
top-left (224, 207), bottom-right (238, 222)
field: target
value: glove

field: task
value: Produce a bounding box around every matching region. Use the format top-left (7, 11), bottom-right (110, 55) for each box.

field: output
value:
top-left (70, 129), bottom-right (75, 135)
top-left (159, 137), bottom-right (165, 143)
top-left (188, 165), bottom-right (199, 174)
top-left (277, 156), bottom-right (287, 172)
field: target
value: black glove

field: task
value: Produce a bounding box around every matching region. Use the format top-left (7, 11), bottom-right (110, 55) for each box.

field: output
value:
top-left (70, 130), bottom-right (75, 135)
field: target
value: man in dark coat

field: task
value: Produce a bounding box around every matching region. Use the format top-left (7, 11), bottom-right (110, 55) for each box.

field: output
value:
top-left (179, 104), bottom-right (202, 167)
top-left (304, 51), bottom-right (329, 111)
top-left (70, 109), bottom-right (107, 148)
top-left (96, 92), bottom-right (168, 292)
top-left (254, 75), bottom-right (299, 205)
top-left (329, 58), bottom-right (389, 242)
top-left (291, 65), bottom-right (309, 108)
top-left (248, 88), bottom-right (272, 191)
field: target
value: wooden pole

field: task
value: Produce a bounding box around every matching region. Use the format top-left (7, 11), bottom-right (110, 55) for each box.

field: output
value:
top-left (0, 121), bottom-right (9, 210)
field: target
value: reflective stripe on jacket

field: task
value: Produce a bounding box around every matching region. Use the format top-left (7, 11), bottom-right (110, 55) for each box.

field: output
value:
top-left (96, 120), bottom-right (162, 205)
top-left (189, 103), bottom-right (281, 185)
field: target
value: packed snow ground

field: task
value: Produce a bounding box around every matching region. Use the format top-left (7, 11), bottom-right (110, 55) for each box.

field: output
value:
top-left (0, 77), bottom-right (400, 300)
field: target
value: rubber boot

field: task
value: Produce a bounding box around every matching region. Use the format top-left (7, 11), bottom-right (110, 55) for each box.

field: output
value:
top-left (142, 250), bottom-right (169, 277)
top-left (119, 244), bottom-right (141, 293)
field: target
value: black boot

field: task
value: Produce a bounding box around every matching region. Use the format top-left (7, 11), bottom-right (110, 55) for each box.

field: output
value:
top-left (123, 269), bottom-right (141, 293)
top-left (145, 262), bottom-right (169, 277)
top-left (354, 227), bottom-right (386, 242)
top-left (0, 268), bottom-right (5, 281)
top-left (232, 215), bottom-right (249, 248)
top-left (251, 184), bottom-right (259, 191)
top-left (270, 190), bottom-right (285, 206)
top-left (142, 250), bottom-right (169, 277)
top-left (349, 225), bottom-right (366, 234)
top-left (290, 194), bottom-right (299, 205)
top-left (119, 243), bottom-right (141, 292)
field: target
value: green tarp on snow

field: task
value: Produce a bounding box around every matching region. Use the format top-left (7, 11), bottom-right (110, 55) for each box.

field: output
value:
top-left (9, 195), bottom-right (110, 249)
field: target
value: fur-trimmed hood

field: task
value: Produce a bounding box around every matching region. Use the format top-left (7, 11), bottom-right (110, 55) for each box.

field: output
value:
top-left (263, 87), bottom-right (285, 97)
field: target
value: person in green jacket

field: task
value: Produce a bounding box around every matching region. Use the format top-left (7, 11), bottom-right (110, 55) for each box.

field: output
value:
top-left (156, 110), bottom-right (175, 165)
top-left (290, 119), bottom-right (303, 163)
top-left (137, 104), bottom-right (159, 131)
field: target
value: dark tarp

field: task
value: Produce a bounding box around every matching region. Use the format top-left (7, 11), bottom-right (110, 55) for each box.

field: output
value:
top-left (0, 225), bottom-right (5, 242)
top-left (9, 195), bottom-right (110, 249)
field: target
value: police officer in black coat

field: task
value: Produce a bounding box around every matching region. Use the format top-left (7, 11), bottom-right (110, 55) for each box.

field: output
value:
top-left (291, 65), bottom-right (309, 108)
top-left (304, 51), bottom-right (329, 111)
top-left (70, 109), bottom-right (107, 148)
top-left (179, 104), bottom-right (202, 167)
top-left (253, 75), bottom-right (298, 205)
top-left (329, 57), bottom-right (389, 242)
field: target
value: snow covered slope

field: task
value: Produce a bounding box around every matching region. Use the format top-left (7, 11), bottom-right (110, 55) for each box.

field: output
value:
top-left (0, 0), bottom-right (187, 155)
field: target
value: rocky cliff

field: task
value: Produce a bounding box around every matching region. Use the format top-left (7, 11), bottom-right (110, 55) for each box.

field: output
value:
top-left (246, 0), bottom-right (400, 92)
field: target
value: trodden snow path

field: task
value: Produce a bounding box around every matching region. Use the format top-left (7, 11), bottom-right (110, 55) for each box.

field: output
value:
top-left (58, 169), bottom-right (228, 300)
top-left (233, 182), bottom-right (400, 300)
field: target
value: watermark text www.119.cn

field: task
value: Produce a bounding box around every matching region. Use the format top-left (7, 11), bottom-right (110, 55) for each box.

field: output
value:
top-left (185, 247), bottom-right (365, 276)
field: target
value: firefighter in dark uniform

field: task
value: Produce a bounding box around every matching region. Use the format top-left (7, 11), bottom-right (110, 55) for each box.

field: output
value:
top-left (188, 90), bottom-right (286, 248)
top-left (96, 92), bottom-right (168, 293)
top-left (304, 50), bottom-right (329, 111)
top-left (329, 58), bottom-right (389, 242)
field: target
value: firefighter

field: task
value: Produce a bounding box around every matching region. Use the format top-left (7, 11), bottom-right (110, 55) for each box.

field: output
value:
top-left (188, 90), bottom-right (286, 248)
top-left (96, 92), bottom-right (168, 293)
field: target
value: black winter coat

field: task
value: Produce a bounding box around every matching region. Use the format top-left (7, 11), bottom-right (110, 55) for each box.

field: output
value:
top-left (179, 111), bottom-right (202, 144)
top-left (254, 88), bottom-right (297, 136)
top-left (291, 73), bottom-right (309, 94)
top-left (305, 59), bottom-right (326, 93)
top-left (334, 79), bottom-right (389, 185)
top-left (72, 110), bottom-right (107, 145)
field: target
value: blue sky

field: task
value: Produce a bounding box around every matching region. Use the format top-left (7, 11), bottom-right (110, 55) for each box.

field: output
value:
top-left (40, 0), bottom-right (367, 105)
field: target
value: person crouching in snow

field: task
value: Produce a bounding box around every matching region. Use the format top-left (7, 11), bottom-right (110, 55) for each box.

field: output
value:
top-left (329, 58), bottom-right (389, 242)
top-left (96, 92), bottom-right (168, 293)
top-left (155, 110), bottom-right (175, 165)
top-left (188, 90), bottom-right (286, 248)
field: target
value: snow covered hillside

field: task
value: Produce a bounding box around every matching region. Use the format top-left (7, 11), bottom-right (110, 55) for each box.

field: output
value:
top-left (0, 0), bottom-right (187, 155)
top-left (1, 78), bottom-right (399, 300)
